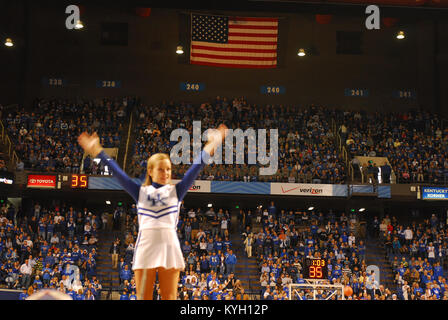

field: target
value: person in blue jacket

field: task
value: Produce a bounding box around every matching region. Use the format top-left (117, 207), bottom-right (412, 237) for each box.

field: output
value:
top-left (120, 290), bottom-right (129, 300)
top-left (209, 251), bottom-right (220, 273)
top-left (129, 290), bottom-right (137, 300)
top-left (120, 264), bottom-right (132, 284)
top-left (18, 288), bottom-right (28, 300)
top-left (225, 249), bottom-right (237, 275)
top-left (77, 124), bottom-right (227, 300)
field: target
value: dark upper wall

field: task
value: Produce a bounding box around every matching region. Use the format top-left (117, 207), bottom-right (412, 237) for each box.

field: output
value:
top-left (437, 19), bottom-right (448, 118)
top-left (0, 1), bottom-right (26, 107)
top-left (1, 1), bottom-right (447, 116)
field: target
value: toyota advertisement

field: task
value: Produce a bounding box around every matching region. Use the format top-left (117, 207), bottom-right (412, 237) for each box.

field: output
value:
top-left (27, 175), bottom-right (57, 189)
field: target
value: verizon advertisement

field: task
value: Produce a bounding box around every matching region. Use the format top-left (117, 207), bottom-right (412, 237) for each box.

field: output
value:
top-left (27, 175), bottom-right (57, 189)
top-left (271, 183), bottom-right (333, 197)
top-left (172, 179), bottom-right (211, 193)
top-left (0, 171), bottom-right (14, 185)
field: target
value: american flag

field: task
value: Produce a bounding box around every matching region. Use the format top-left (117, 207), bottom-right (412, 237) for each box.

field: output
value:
top-left (190, 14), bottom-right (278, 69)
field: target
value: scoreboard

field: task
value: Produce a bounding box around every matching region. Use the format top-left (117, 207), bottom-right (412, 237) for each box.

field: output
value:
top-left (70, 174), bottom-right (88, 189)
top-left (57, 174), bottom-right (89, 190)
top-left (303, 258), bottom-right (328, 280)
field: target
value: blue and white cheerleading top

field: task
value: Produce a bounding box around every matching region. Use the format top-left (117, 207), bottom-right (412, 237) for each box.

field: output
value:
top-left (137, 184), bottom-right (181, 230)
top-left (97, 150), bottom-right (208, 230)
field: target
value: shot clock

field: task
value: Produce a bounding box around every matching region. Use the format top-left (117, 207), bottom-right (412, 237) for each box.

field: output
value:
top-left (303, 258), bottom-right (328, 280)
top-left (71, 174), bottom-right (88, 189)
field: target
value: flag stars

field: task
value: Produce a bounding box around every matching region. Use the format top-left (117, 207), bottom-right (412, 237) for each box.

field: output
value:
top-left (192, 14), bottom-right (228, 43)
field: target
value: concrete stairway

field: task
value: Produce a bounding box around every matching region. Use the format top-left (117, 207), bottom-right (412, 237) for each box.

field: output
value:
top-left (365, 235), bottom-right (396, 292)
top-left (229, 214), bottom-right (262, 299)
top-left (95, 230), bottom-right (121, 296)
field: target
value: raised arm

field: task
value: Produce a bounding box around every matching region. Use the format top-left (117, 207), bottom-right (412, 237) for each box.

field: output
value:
top-left (175, 150), bottom-right (207, 201)
top-left (77, 132), bottom-right (140, 202)
top-left (176, 124), bottom-right (228, 201)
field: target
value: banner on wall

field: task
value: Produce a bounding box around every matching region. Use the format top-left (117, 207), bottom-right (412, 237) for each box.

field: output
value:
top-left (88, 177), bottom-right (211, 192)
top-left (27, 175), bottom-right (57, 189)
top-left (422, 187), bottom-right (448, 200)
top-left (270, 183), bottom-right (333, 197)
top-left (172, 179), bottom-right (211, 193)
top-left (86, 177), bottom-right (390, 198)
top-left (0, 171), bottom-right (14, 185)
top-left (211, 181), bottom-right (271, 194)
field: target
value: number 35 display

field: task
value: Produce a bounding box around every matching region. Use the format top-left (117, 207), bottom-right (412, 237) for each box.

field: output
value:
top-left (303, 258), bottom-right (328, 280)
top-left (71, 174), bottom-right (88, 188)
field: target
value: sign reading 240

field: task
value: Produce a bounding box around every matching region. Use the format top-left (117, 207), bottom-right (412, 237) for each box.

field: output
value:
top-left (261, 85), bottom-right (285, 95)
top-left (180, 82), bottom-right (205, 92)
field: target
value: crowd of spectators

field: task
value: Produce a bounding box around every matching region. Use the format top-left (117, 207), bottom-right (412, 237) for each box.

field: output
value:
top-left (6, 96), bottom-right (446, 186)
top-left (339, 110), bottom-right (448, 184)
top-left (239, 201), bottom-right (372, 300)
top-left (239, 200), bottom-right (448, 300)
top-left (113, 202), bottom-right (248, 300)
top-left (375, 213), bottom-right (448, 300)
top-left (2, 97), bottom-right (137, 174)
top-left (128, 97), bottom-right (347, 184)
top-left (0, 201), bottom-right (103, 300)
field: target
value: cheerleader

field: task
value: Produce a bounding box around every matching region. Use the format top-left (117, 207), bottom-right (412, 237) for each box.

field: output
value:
top-left (77, 124), bottom-right (227, 300)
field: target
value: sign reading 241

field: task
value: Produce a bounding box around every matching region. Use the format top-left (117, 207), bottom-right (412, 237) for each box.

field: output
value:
top-left (393, 89), bottom-right (416, 99)
top-left (345, 88), bottom-right (369, 97)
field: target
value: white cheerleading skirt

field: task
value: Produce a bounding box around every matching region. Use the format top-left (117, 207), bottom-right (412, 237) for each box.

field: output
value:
top-left (132, 228), bottom-right (185, 271)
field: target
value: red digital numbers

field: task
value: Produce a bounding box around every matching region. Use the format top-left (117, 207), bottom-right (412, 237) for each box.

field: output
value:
top-left (71, 174), bottom-right (88, 188)
top-left (313, 259), bottom-right (325, 267)
top-left (306, 258), bottom-right (327, 280)
top-left (71, 175), bottom-right (78, 188)
top-left (309, 266), bottom-right (323, 278)
top-left (80, 175), bottom-right (87, 188)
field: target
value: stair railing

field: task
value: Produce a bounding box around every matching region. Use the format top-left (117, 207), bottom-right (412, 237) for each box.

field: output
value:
top-left (0, 119), bottom-right (20, 169)
top-left (122, 111), bottom-right (134, 172)
top-left (331, 119), bottom-right (354, 182)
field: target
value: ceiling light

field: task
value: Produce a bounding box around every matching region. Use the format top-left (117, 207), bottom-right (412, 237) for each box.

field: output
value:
top-left (298, 48), bottom-right (306, 57)
top-left (396, 31), bottom-right (405, 40)
top-left (4, 38), bottom-right (13, 47)
top-left (176, 46), bottom-right (184, 55)
top-left (75, 20), bottom-right (84, 29)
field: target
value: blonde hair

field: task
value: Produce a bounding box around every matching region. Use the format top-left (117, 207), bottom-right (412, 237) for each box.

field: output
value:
top-left (143, 153), bottom-right (171, 186)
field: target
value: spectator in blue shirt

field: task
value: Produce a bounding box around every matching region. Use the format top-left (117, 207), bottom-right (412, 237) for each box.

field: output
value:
top-left (129, 290), bottom-right (137, 300)
top-left (120, 264), bottom-right (132, 284)
top-left (18, 289), bottom-right (28, 300)
top-left (120, 290), bottom-right (129, 300)
top-left (224, 249), bottom-right (237, 275)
